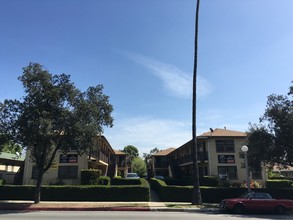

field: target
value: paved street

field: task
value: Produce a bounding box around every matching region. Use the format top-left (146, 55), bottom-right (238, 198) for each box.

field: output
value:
top-left (0, 211), bottom-right (292, 220)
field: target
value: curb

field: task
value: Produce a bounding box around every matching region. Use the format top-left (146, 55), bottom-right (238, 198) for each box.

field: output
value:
top-left (0, 205), bottom-right (219, 213)
top-left (150, 207), bottom-right (219, 213)
top-left (0, 206), bottom-right (151, 212)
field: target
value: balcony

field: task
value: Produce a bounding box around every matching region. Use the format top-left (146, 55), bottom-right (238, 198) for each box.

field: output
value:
top-left (154, 161), bottom-right (168, 168)
top-left (172, 152), bottom-right (208, 165)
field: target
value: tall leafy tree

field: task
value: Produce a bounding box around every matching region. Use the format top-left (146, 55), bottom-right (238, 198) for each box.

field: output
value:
top-left (191, 0), bottom-right (202, 205)
top-left (0, 63), bottom-right (114, 203)
top-left (260, 82), bottom-right (293, 166)
top-left (122, 145), bottom-right (139, 172)
top-left (143, 147), bottom-right (160, 164)
top-left (247, 82), bottom-right (293, 167)
top-left (246, 124), bottom-right (274, 169)
top-left (0, 133), bottom-right (22, 156)
top-left (132, 157), bottom-right (147, 177)
top-left (143, 147), bottom-right (160, 177)
top-left (0, 133), bottom-right (9, 152)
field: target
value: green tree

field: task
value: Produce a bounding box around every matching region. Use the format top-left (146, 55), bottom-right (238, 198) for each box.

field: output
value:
top-left (122, 145), bottom-right (139, 171)
top-left (0, 133), bottom-right (9, 152)
top-left (132, 157), bottom-right (147, 177)
top-left (0, 133), bottom-right (22, 156)
top-left (143, 147), bottom-right (160, 177)
top-left (246, 124), bottom-right (274, 169)
top-left (247, 82), bottom-right (293, 167)
top-left (143, 147), bottom-right (160, 164)
top-left (262, 82), bottom-right (293, 165)
top-left (0, 63), bottom-right (113, 203)
top-left (191, 0), bottom-right (202, 205)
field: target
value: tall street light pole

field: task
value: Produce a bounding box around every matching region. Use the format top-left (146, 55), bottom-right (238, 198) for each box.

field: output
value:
top-left (241, 145), bottom-right (251, 192)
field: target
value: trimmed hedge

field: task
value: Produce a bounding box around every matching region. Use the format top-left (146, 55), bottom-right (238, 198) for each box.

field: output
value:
top-left (164, 176), bottom-right (193, 186)
top-left (163, 176), bottom-right (220, 187)
top-left (200, 176), bottom-right (220, 187)
top-left (0, 185), bottom-right (35, 200)
top-left (266, 179), bottom-right (293, 188)
top-left (111, 177), bottom-right (141, 185)
top-left (80, 169), bottom-right (102, 185)
top-left (0, 179), bottom-right (4, 186)
top-left (97, 176), bottom-right (110, 186)
top-left (0, 180), bottom-right (150, 201)
top-left (150, 178), bottom-right (293, 203)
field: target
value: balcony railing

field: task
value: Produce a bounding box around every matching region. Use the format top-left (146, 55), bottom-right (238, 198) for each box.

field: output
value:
top-left (154, 161), bottom-right (168, 168)
top-left (172, 152), bottom-right (208, 165)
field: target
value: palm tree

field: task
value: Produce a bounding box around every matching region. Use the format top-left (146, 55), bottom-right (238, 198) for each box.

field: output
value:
top-left (191, 0), bottom-right (202, 205)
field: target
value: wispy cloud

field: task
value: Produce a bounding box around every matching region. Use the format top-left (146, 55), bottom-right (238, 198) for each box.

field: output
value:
top-left (123, 52), bottom-right (212, 99)
top-left (104, 110), bottom-right (255, 156)
top-left (104, 116), bottom-right (192, 155)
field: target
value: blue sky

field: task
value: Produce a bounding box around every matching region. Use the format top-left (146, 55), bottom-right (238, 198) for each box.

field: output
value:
top-left (0, 0), bottom-right (292, 156)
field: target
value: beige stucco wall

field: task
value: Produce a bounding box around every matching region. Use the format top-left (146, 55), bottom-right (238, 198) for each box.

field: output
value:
top-left (23, 150), bottom-right (88, 185)
top-left (0, 164), bottom-right (22, 184)
top-left (206, 137), bottom-right (266, 185)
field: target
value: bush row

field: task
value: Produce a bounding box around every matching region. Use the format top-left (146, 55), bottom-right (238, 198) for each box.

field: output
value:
top-left (0, 179), bottom-right (150, 201)
top-left (80, 169), bottom-right (143, 186)
top-left (149, 178), bottom-right (293, 203)
top-left (0, 179), bottom-right (4, 186)
top-left (111, 177), bottom-right (141, 185)
top-left (163, 176), bottom-right (226, 187)
top-left (266, 179), bottom-right (293, 188)
top-left (80, 169), bottom-right (102, 185)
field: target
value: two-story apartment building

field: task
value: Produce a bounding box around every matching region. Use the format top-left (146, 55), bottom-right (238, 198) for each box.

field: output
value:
top-left (0, 152), bottom-right (24, 184)
top-left (151, 148), bottom-right (175, 177)
top-left (22, 135), bottom-right (128, 185)
top-left (151, 128), bottom-right (266, 185)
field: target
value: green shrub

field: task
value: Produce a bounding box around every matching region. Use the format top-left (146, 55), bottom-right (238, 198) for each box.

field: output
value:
top-left (260, 188), bottom-right (293, 199)
top-left (0, 179), bottom-right (5, 186)
top-left (200, 187), bottom-right (247, 203)
top-left (0, 185), bottom-right (35, 200)
top-left (97, 176), bottom-right (110, 185)
top-left (111, 177), bottom-right (141, 185)
top-left (266, 179), bottom-right (293, 188)
top-left (150, 178), bottom-right (293, 203)
top-left (80, 169), bottom-right (102, 185)
top-left (150, 178), bottom-right (241, 202)
top-left (268, 170), bottom-right (285, 179)
top-left (200, 176), bottom-right (220, 186)
top-left (0, 184), bottom-right (150, 201)
top-left (164, 177), bottom-right (193, 186)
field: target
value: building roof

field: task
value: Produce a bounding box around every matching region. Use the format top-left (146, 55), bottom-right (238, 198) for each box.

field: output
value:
top-left (114, 150), bottom-right (127, 155)
top-left (153, 148), bottom-right (176, 156)
top-left (198, 128), bottom-right (247, 137)
top-left (0, 152), bottom-right (25, 161)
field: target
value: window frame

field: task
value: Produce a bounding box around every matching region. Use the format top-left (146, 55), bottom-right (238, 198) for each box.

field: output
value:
top-left (218, 166), bottom-right (238, 180)
top-left (58, 165), bottom-right (78, 179)
top-left (216, 140), bottom-right (235, 153)
top-left (31, 166), bottom-right (39, 179)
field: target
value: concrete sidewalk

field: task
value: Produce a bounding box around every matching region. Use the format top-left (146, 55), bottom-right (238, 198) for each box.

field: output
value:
top-left (0, 200), bottom-right (219, 213)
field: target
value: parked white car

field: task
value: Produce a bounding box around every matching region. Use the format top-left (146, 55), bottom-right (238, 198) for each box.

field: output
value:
top-left (126, 173), bottom-right (140, 179)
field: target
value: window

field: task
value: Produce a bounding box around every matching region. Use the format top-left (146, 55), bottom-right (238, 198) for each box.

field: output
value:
top-left (251, 168), bottom-right (262, 179)
top-left (58, 166), bottom-right (78, 179)
top-left (59, 154), bottom-right (78, 163)
top-left (252, 192), bottom-right (272, 200)
top-left (32, 166), bottom-right (39, 179)
top-left (218, 155), bottom-right (235, 164)
top-left (218, 166), bottom-right (238, 180)
top-left (216, 140), bottom-right (235, 152)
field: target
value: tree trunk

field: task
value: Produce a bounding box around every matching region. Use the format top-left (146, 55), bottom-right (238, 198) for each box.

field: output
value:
top-left (191, 0), bottom-right (202, 205)
top-left (34, 171), bottom-right (44, 204)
